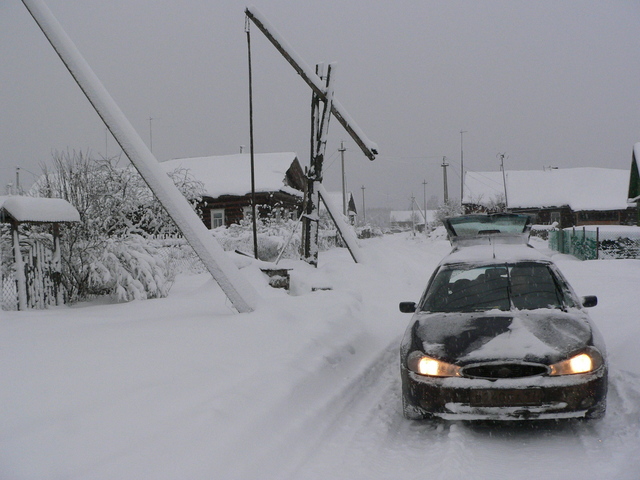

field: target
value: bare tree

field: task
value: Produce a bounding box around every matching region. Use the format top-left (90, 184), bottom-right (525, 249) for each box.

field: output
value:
top-left (33, 150), bottom-right (205, 301)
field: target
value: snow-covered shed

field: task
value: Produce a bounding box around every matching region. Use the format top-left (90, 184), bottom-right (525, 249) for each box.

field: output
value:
top-left (463, 167), bottom-right (637, 227)
top-left (0, 196), bottom-right (80, 225)
top-left (161, 153), bottom-right (306, 228)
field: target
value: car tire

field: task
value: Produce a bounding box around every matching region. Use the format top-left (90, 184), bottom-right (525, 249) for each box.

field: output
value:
top-left (585, 400), bottom-right (606, 420)
top-left (402, 395), bottom-right (430, 420)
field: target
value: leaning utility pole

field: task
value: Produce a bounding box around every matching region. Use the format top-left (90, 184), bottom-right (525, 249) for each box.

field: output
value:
top-left (22, 0), bottom-right (259, 313)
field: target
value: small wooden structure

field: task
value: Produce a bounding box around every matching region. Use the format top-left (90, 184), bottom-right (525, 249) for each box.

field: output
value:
top-left (0, 196), bottom-right (80, 310)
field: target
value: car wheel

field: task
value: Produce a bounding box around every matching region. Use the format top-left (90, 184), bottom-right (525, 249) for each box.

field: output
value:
top-left (585, 399), bottom-right (606, 420)
top-left (402, 395), bottom-right (430, 420)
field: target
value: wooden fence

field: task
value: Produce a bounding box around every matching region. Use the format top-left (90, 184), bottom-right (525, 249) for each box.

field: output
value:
top-left (1, 235), bottom-right (65, 311)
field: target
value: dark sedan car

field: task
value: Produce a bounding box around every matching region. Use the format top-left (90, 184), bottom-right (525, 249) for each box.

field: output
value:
top-left (400, 214), bottom-right (607, 421)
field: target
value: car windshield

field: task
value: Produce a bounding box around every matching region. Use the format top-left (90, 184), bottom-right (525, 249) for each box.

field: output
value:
top-left (420, 262), bottom-right (574, 312)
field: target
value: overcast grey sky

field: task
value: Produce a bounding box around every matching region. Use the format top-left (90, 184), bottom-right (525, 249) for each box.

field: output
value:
top-left (1, 0), bottom-right (639, 209)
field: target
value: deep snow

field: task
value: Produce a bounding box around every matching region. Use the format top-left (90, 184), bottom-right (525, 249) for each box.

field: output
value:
top-left (2, 233), bottom-right (640, 479)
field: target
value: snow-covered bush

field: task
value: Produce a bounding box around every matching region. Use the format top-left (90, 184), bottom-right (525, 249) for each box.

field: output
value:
top-left (213, 216), bottom-right (301, 262)
top-left (90, 235), bottom-right (169, 301)
top-left (356, 225), bottom-right (383, 239)
top-left (434, 199), bottom-right (462, 226)
top-left (31, 150), bottom-right (205, 302)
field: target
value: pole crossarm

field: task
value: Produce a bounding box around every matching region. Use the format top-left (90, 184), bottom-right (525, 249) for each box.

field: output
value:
top-left (244, 6), bottom-right (378, 161)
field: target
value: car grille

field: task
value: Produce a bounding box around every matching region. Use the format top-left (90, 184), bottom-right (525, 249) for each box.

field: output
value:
top-left (462, 362), bottom-right (548, 379)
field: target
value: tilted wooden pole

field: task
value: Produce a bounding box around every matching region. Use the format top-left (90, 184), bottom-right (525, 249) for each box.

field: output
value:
top-left (22, 0), bottom-right (259, 312)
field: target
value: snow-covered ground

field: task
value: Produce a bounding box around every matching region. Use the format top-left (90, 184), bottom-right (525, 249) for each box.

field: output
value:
top-left (2, 233), bottom-right (640, 479)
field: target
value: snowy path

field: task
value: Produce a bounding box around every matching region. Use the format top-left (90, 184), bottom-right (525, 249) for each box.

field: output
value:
top-left (2, 233), bottom-right (640, 478)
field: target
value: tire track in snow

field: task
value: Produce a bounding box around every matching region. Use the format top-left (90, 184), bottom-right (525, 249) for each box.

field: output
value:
top-left (219, 334), bottom-right (401, 479)
top-left (279, 340), bottom-right (476, 480)
top-left (222, 340), bottom-right (640, 479)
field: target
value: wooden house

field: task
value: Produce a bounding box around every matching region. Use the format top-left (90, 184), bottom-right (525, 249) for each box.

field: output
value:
top-left (161, 153), bottom-right (306, 228)
top-left (463, 167), bottom-right (637, 228)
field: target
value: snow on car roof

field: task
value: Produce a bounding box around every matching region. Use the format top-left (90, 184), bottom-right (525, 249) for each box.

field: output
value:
top-left (442, 242), bottom-right (550, 266)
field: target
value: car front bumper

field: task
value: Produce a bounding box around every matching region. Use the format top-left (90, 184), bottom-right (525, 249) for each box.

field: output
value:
top-left (401, 366), bottom-right (607, 421)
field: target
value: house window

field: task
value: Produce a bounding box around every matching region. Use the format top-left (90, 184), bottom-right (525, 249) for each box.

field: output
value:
top-left (550, 211), bottom-right (561, 225)
top-left (211, 209), bottom-right (225, 228)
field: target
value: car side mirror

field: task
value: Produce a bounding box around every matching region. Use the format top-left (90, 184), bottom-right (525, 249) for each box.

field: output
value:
top-left (582, 295), bottom-right (598, 308)
top-left (399, 302), bottom-right (417, 313)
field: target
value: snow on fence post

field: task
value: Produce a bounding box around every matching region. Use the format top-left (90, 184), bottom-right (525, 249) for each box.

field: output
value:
top-left (22, 0), bottom-right (259, 313)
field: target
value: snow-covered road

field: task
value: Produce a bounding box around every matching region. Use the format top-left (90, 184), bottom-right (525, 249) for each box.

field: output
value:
top-left (2, 232), bottom-right (640, 479)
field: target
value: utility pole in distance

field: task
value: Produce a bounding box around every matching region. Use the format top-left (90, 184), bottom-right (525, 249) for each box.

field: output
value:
top-left (460, 130), bottom-right (467, 204)
top-left (148, 117), bottom-right (153, 153)
top-left (422, 179), bottom-right (427, 218)
top-left (361, 185), bottom-right (366, 223)
top-left (441, 156), bottom-right (449, 203)
top-left (339, 140), bottom-right (347, 216)
top-left (498, 152), bottom-right (509, 209)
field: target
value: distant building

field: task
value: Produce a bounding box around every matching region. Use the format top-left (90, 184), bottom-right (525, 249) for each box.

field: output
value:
top-left (390, 209), bottom-right (437, 232)
top-left (463, 167), bottom-right (637, 228)
top-left (627, 144), bottom-right (640, 225)
top-left (161, 153), bottom-right (306, 228)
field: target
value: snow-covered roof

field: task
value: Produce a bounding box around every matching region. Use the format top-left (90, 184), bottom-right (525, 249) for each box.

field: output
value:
top-left (463, 167), bottom-right (632, 211)
top-left (160, 153), bottom-right (302, 199)
top-left (0, 196), bottom-right (80, 223)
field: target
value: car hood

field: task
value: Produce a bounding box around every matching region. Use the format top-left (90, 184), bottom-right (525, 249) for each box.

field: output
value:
top-left (412, 309), bottom-right (594, 364)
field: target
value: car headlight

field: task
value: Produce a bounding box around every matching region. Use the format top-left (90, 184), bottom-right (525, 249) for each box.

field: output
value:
top-left (407, 351), bottom-right (461, 377)
top-left (549, 347), bottom-right (604, 376)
